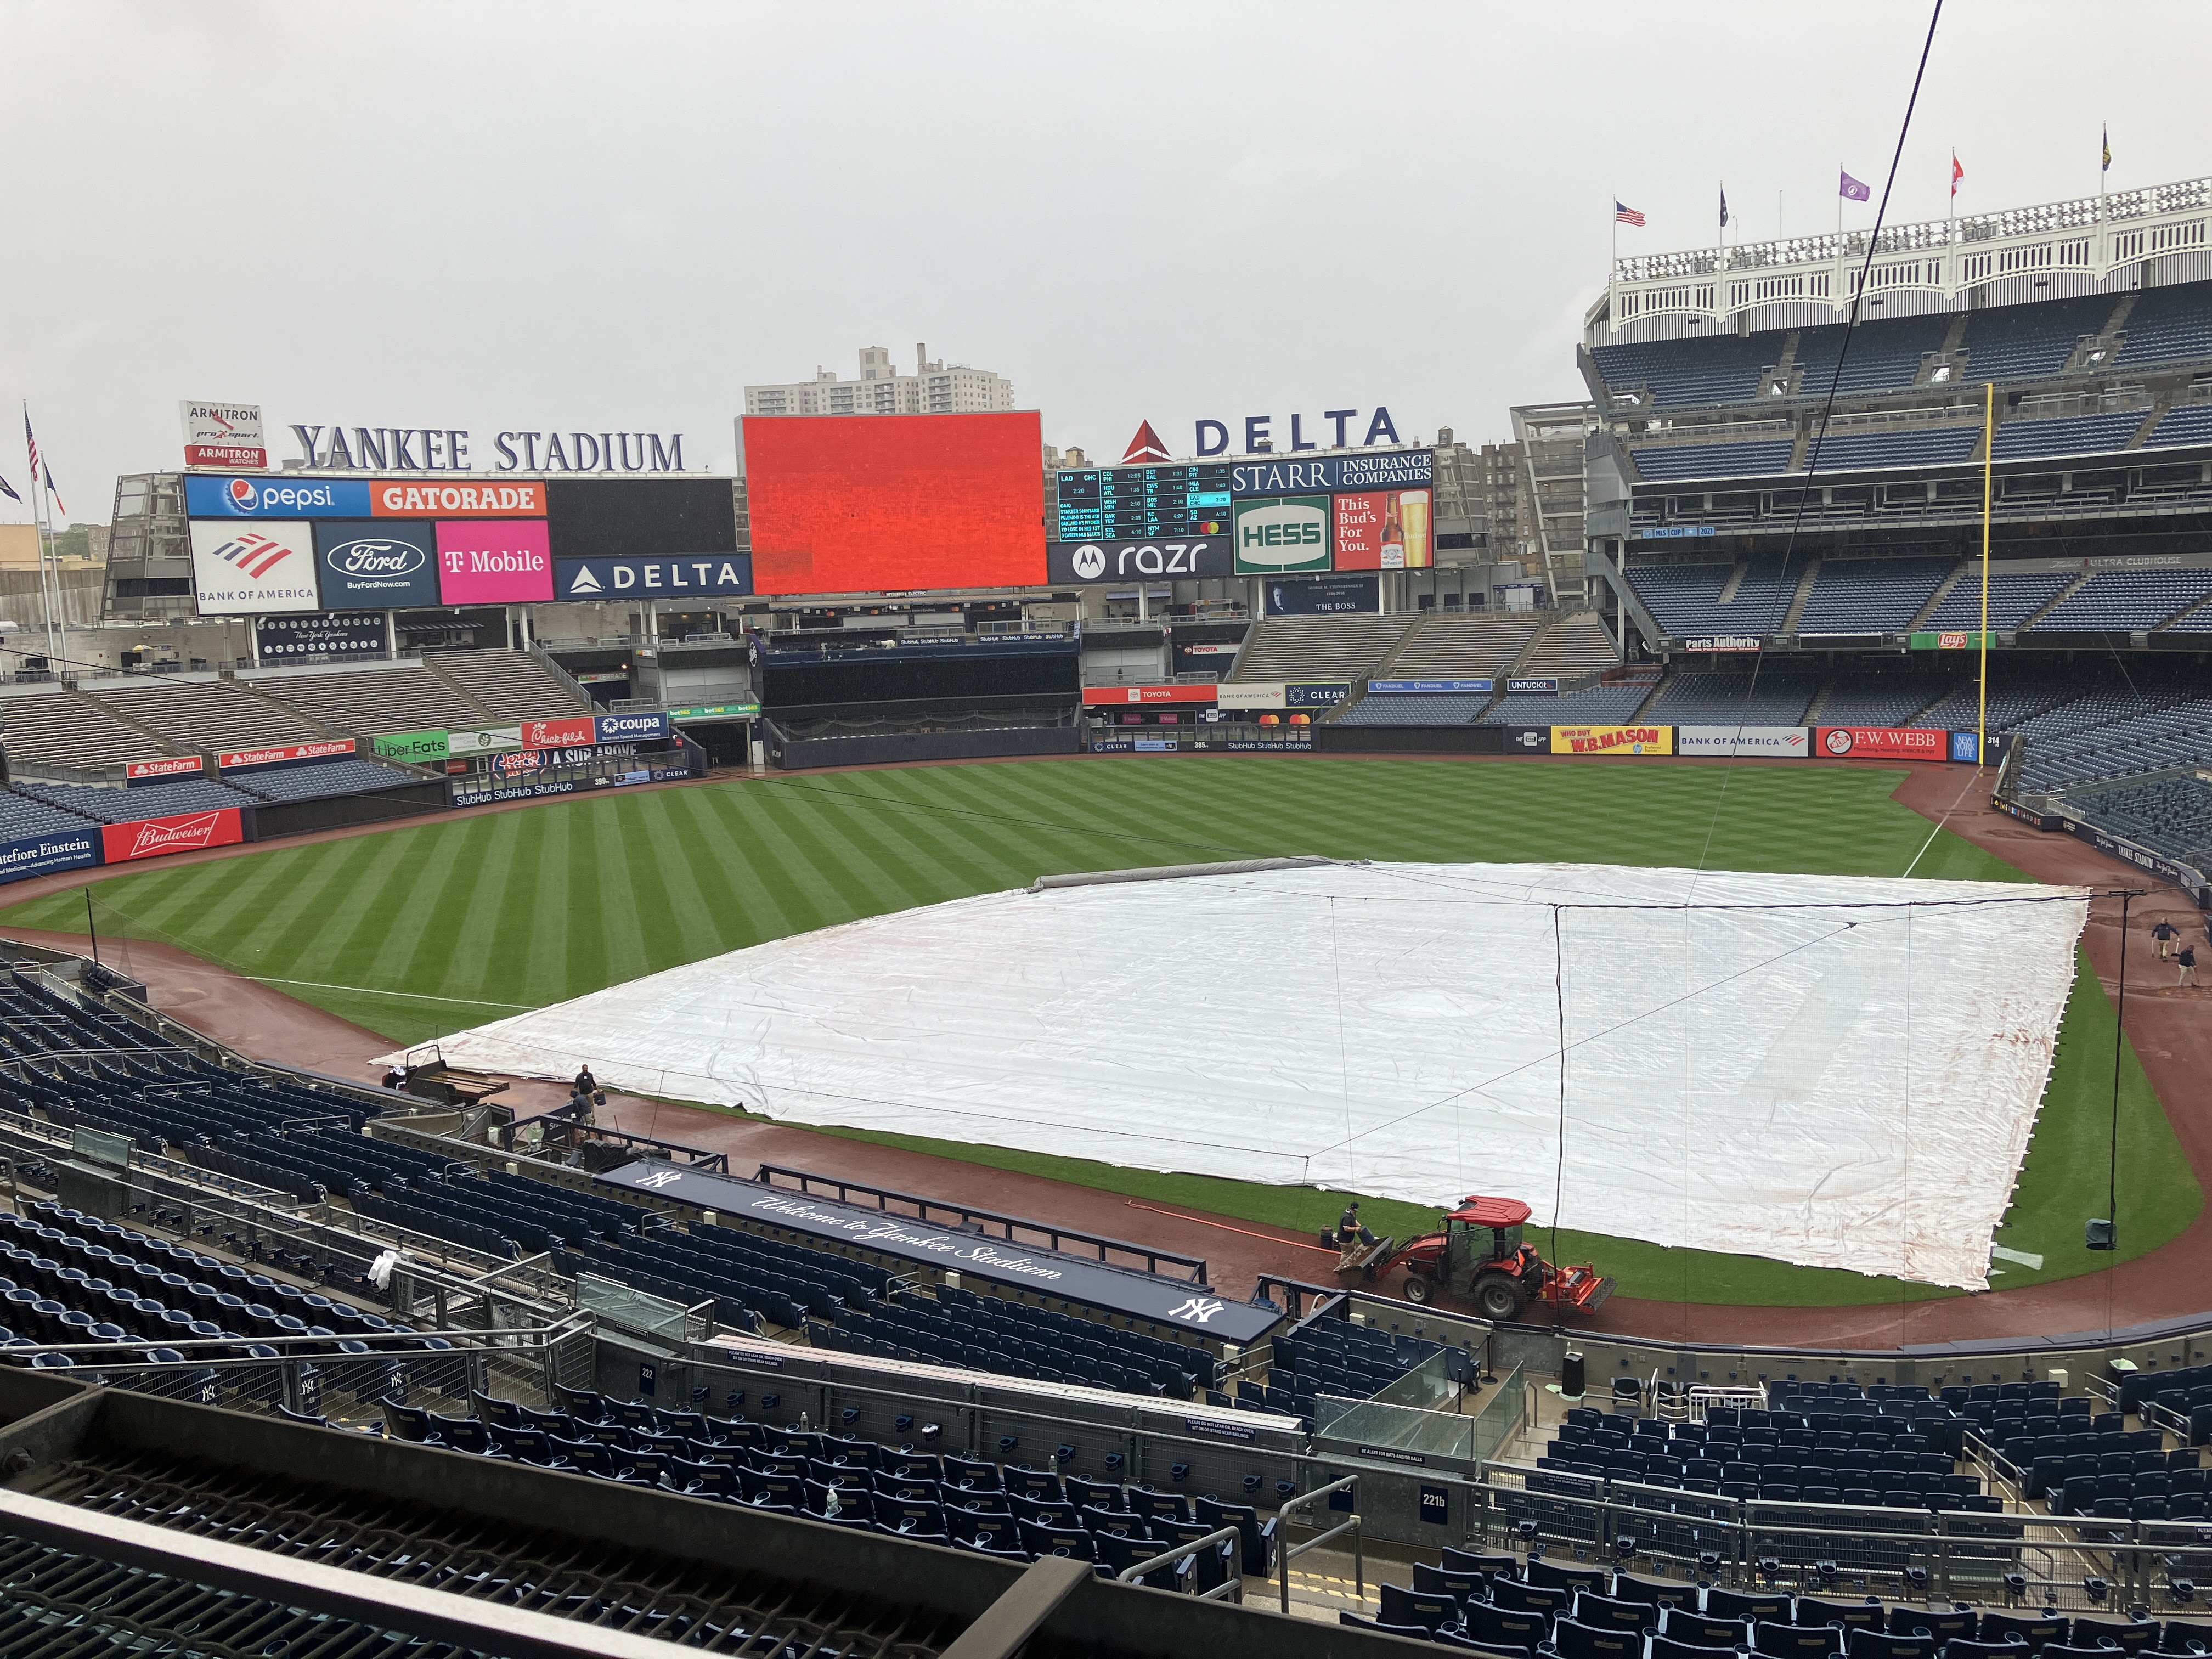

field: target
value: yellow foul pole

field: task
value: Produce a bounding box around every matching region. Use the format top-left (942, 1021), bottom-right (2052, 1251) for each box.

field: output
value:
top-left (1978, 380), bottom-right (1993, 764)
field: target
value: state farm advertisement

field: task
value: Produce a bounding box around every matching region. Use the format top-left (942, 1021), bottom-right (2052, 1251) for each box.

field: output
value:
top-left (1818, 726), bottom-right (1947, 759)
top-left (1333, 489), bottom-right (1432, 569)
top-left (435, 519), bottom-right (553, 603)
top-left (101, 808), bottom-right (245, 864)
top-left (125, 757), bottom-right (205, 783)
top-left (217, 739), bottom-right (356, 772)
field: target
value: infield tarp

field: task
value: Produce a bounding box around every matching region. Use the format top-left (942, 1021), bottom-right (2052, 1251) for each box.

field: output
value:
top-left (406, 861), bottom-right (2089, 1288)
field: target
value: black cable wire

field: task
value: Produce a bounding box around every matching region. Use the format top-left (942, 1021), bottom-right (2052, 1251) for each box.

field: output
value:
top-left (1685, 0), bottom-right (1947, 871)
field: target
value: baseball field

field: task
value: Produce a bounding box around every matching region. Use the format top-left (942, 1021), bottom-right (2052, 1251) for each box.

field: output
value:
top-left (0, 755), bottom-right (2191, 1307)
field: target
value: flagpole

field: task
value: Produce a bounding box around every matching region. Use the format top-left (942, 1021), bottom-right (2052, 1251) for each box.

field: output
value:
top-left (1838, 164), bottom-right (1843, 238)
top-left (23, 405), bottom-right (55, 675)
top-left (1978, 379), bottom-right (1993, 766)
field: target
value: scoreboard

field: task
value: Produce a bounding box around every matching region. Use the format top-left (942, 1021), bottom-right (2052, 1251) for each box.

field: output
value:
top-left (1055, 464), bottom-right (1234, 540)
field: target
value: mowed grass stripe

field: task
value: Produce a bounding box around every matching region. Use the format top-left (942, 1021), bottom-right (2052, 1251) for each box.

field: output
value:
top-left (1, 755), bottom-right (2193, 1310)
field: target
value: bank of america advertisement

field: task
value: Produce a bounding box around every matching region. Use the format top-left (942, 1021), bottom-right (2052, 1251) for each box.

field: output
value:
top-left (187, 520), bottom-right (321, 615)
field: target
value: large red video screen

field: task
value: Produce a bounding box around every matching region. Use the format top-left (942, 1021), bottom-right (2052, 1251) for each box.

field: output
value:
top-left (743, 412), bottom-right (1044, 595)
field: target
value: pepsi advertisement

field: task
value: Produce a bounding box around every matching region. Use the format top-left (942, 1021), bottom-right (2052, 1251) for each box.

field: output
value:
top-left (313, 520), bottom-right (441, 608)
top-left (185, 475), bottom-right (372, 518)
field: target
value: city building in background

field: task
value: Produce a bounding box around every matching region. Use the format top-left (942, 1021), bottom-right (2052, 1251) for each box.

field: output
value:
top-left (742, 345), bottom-right (1015, 419)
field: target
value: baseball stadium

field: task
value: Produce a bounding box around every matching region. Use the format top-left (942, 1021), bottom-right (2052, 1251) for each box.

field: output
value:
top-left (5, 94), bottom-right (2212, 1659)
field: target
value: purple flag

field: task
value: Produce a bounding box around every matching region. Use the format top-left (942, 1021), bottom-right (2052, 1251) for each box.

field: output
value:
top-left (1839, 170), bottom-right (1872, 202)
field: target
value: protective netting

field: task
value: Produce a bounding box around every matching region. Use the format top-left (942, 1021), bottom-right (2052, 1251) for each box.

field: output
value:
top-left (407, 862), bottom-right (2088, 1288)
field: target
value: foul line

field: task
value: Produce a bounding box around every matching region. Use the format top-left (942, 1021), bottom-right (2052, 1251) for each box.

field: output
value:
top-left (252, 976), bottom-right (534, 1011)
top-left (1124, 1199), bottom-right (1342, 1255)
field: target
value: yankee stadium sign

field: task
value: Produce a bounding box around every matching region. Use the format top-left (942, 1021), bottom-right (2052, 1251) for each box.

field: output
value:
top-left (287, 424), bottom-right (687, 473)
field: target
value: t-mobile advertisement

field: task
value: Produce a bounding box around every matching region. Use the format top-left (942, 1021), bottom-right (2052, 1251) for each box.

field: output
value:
top-left (436, 519), bottom-right (554, 603)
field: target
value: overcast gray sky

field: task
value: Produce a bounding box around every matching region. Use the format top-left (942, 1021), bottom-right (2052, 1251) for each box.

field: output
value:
top-left (1, 0), bottom-right (2202, 522)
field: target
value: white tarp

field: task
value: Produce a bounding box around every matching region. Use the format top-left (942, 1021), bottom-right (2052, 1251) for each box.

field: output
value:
top-left (406, 861), bottom-right (2087, 1289)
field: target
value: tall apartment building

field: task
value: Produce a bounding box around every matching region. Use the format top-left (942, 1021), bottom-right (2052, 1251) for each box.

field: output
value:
top-left (742, 345), bottom-right (1015, 418)
top-left (1430, 407), bottom-right (1598, 605)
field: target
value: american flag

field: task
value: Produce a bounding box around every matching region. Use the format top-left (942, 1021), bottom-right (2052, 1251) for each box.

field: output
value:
top-left (22, 410), bottom-right (62, 516)
top-left (1614, 201), bottom-right (1645, 227)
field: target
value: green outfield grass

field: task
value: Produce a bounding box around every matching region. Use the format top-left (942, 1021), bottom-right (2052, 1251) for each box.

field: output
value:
top-left (0, 755), bottom-right (2192, 1304)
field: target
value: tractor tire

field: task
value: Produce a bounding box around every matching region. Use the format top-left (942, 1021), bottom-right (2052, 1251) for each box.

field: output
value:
top-left (1402, 1272), bottom-right (1434, 1305)
top-left (1474, 1274), bottom-right (1525, 1323)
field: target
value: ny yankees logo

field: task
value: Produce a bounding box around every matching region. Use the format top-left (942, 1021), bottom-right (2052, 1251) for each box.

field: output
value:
top-left (1167, 1295), bottom-right (1226, 1324)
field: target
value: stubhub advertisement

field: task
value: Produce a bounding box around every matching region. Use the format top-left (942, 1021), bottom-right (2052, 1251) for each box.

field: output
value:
top-left (436, 520), bottom-right (552, 603)
top-left (185, 475), bottom-right (371, 517)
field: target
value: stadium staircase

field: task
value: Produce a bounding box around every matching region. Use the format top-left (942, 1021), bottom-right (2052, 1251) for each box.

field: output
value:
top-left (1905, 562), bottom-right (1971, 632)
top-left (1779, 561), bottom-right (1821, 636)
top-left (419, 654), bottom-right (500, 723)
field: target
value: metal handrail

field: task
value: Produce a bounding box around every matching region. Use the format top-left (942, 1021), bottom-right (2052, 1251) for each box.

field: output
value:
top-left (1115, 1523), bottom-right (1244, 1601)
top-left (1277, 1474), bottom-right (1362, 1615)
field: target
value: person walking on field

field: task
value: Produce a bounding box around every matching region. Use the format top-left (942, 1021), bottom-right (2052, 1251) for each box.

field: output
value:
top-left (2179, 944), bottom-right (2198, 988)
top-left (2153, 918), bottom-right (2179, 961)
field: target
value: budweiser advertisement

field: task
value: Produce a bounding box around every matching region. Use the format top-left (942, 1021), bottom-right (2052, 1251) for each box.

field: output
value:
top-left (101, 809), bottom-right (245, 865)
top-left (1818, 726), bottom-right (1948, 759)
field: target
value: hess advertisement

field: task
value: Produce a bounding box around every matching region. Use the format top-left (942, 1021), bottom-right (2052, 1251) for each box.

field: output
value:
top-left (1232, 495), bottom-right (1330, 574)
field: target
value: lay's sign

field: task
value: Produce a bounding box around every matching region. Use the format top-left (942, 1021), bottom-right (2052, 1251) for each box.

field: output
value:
top-left (1550, 725), bottom-right (1674, 756)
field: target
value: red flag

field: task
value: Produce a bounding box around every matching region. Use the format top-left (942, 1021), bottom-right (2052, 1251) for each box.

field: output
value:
top-left (1951, 152), bottom-right (1965, 197)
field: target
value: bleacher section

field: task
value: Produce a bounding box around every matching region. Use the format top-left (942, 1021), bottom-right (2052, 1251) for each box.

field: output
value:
top-left (1989, 410), bottom-right (2148, 462)
top-left (1630, 441), bottom-right (1795, 482)
top-left (13, 776), bottom-right (261, 824)
top-left (382, 1382), bottom-right (1280, 1581)
top-left (1794, 558), bottom-right (1957, 635)
top-left (1801, 427), bottom-right (1979, 471)
top-left (424, 650), bottom-right (591, 723)
top-left (1481, 684), bottom-right (1651, 726)
top-left (0, 689), bottom-right (168, 769)
top-left (1591, 332), bottom-right (1781, 408)
top-left (1516, 619), bottom-right (1620, 679)
top-left (1386, 614), bottom-right (1541, 678)
top-left (2027, 569), bottom-right (2212, 633)
top-left (0, 1200), bottom-right (437, 1368)
top-left (1628, 563), bottom-right (1797, 639)
top-left (1337, 693), bottom-right (1490, 726)
top-left (2143, 402), bottom-right (2212, 449)
top-left (1641, 673), bottom-right (1820, 727)
top-left (1792, 315), bottom-right (1953, 399)
top-left (0, 792), bottom-right (103, 842)
top-left (2069, 775), bottom-right (2212, 866)
top-left (1958, 292), bottom-right (2116, 382)
top-left (2115, 280), bottom-right (2212, 369)
top-left (227, 757), bottom-right (422, 802)
top-left (1232, 616), bottom-right (1408, 684)
top-left (237, 662), bottom-right (495, 736)
top-left (75, 678), bottom-right (329, 754)
top-left (2017, 694), bottom-right (2212, 795)
top-left (1920, 569), bottom-right (2075, 631)
top-left (1908, 679), bottom-right (2078, 731)
top-left (1809, 676), bottom-right (1952, 729)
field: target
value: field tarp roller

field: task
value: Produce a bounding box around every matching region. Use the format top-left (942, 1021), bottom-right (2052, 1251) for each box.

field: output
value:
top-left (408, 860), bottom-right (2087, 1289)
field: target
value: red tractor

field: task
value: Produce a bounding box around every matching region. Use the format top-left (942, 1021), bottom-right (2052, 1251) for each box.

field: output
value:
top-left (1347, 1195), bottom-right (1614, 1322)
